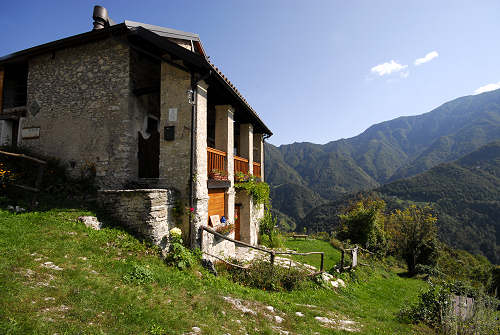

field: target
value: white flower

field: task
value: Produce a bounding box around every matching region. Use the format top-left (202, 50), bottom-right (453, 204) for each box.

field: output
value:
top-left (170, 227), bottom-right (182, 237)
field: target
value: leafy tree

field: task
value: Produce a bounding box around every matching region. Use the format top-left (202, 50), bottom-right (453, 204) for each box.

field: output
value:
top-left (338, 196), bottom-right (387, 254)
top-left (387, 205), bottom-right (439, 274)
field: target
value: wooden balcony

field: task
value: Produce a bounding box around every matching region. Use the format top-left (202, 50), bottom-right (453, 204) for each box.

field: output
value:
top-left (207, 147), bottom-right (227, 176)
top-left (253, 162), bottom-right (261, 178)
top-left (234, 156), bottom-right (249, 176)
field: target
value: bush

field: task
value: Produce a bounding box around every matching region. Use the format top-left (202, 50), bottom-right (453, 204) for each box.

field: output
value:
top-left (387, 205), bottom-right (439, 274)
top-left (235, 177), bottom-right (270, 205)
top-left (399, 282), bottom-right (500, 334)
top-left (222, 259), bottom-right (308, 291)
top-left (259, 211), bottom-right (284, 248)
top-left (164, 228), bottom-right (200, 270)
top-left (338, 196), bottom-right (387, 255)
top-left (329, 236), bottom-right (344, 250)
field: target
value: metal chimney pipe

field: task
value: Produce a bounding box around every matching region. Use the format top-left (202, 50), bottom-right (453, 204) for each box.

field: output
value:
top-left (92, 6), bottom-right (109, 30)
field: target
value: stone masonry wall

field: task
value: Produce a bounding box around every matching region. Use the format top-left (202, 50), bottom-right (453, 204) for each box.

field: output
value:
top-left (22, 38), bottom-right (134, 188)
top-left (98, 189), bottom-right (175, 251)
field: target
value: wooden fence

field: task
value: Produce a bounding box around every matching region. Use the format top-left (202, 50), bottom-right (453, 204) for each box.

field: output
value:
top-left (0, 150), bottom-right (46, 192)
top-left (201, 226), bottom-right (325, 274)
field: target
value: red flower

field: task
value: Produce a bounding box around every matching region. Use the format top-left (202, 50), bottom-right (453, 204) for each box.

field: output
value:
top-left (190, 207), bottom-right (194, 212)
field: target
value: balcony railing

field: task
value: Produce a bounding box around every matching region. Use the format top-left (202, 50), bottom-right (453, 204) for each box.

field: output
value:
top-left (207, 147), bottom-right (227, 176)
top-left (253, 162), bottom-right (261, 178)
top-left (234, 156), bottom-right (249, 175)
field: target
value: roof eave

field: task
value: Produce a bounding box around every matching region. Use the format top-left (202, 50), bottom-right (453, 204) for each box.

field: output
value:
top-left (0, 24), bottom-right (129, 66)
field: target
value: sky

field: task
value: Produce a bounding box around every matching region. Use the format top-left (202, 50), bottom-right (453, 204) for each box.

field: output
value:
top-left (1, 0), bottom-right (500, 146)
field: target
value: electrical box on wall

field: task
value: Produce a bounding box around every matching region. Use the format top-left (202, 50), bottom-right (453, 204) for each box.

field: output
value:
top-left (164, 126), bottom-right (175, 141)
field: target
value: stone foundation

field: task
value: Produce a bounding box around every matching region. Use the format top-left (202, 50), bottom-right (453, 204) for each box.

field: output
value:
top-left (97, 189), bottom-right (175, 251)
top-left (201, 230), bottom-right (236, 260)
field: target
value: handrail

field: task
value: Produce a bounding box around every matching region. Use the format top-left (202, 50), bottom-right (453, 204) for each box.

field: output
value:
top-left (201, 226), bottom-right (324, 272)
top-left (0, 150), bottom-right (46, 197)
top-left (0, 150), bottom-right (47, 165)
top-left (234, 155), bottom-right (248, 162)
top-left (207, 147), bottom-right (227, 156)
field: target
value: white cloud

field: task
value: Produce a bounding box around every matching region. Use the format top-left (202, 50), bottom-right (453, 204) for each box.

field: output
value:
top-left (473, 82), bottom-right (500, 95)
top-left (400, 71), bottom-right (410, 79)
top-left (414, 51), bottom-right (439, 66)
top-left (371, 60), bottom-right (408, 76)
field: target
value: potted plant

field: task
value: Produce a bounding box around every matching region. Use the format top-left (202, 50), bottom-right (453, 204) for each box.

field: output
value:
top-left (208, 169), bottom-right (228, 181)
top-left (234, 171), bottom-right (250, 182)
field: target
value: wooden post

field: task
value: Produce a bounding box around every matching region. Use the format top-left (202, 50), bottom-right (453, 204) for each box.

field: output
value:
top-left (320, 253), bottom-right (324, 272)
top-left (340, 249), bottom-right (345, 272)
top-left (351, 247), bottom-right (358, 270)
top-left (270, 251), bottom-right (275, 266)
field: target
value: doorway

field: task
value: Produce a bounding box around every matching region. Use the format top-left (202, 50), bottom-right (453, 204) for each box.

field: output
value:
top-left (138, 117), bottom-right (159, 178)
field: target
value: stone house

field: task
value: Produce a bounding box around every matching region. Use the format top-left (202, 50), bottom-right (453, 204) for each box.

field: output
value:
top-left (0, 6), bottom-right (272, 258)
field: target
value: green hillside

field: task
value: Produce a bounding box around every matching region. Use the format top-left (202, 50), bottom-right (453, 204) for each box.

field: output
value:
top-left (379, 141), bottom-right (500, 263)
top-left (0, 207), bottom-right (433, 334)
top-left (300, 142), bottom-right (500, 263)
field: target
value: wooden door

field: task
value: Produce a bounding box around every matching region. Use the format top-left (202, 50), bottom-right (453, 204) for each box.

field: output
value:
top-left (235, 204), bottom-right (241, 240)
top-left (208, 188), bottom-right (226, 225)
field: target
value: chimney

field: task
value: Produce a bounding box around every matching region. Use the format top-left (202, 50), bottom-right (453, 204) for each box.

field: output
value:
top-left (92, 6), bottom-right (109, 30)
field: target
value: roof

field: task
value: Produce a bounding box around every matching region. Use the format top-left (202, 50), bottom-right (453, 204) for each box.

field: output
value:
top-left (0, 20), bottom-right (272, 135)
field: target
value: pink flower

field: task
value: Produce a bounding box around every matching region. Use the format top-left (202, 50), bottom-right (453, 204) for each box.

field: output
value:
top-left (190, 207), bottom-right (194, 212)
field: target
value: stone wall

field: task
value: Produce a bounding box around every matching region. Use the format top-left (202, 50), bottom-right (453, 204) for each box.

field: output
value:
top-left (22, 38), bottom-right (134, 188)
top-left (97, 189), bottom-right (175, 251)
top-left (202, 230), bottom-right (236, 260)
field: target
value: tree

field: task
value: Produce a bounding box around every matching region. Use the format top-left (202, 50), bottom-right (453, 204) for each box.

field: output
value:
top-left (338, 196), bottom-right (387, 254)
top-left (387, 205), bottom-right (439, 274)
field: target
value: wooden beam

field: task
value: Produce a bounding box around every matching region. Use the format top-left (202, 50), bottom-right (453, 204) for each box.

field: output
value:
top-left (0, 150), bottom-right (47, 165)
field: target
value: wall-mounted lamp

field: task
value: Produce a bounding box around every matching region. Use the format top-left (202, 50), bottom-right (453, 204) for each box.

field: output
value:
top-left (187, 89), bottom-right (195, 105)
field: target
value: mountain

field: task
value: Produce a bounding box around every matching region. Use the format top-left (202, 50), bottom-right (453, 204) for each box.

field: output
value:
top-left (379, 141), bottom-right (500, 263)
top-left (297, 141), bottom-right (500, 263)
top-left (265, 89), bottom-right (500, 224)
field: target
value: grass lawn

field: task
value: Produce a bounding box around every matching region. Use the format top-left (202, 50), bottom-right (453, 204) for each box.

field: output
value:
top-left (0, 206), bottom-right (434, 334)
top-left (283, 237), bottom-right (342, 271)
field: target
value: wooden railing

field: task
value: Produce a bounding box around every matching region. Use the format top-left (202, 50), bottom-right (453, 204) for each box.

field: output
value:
top-left (253, 162), bottom-right (261, 178)
top-left (207, 147), bottom-right (227, 175)
top-left (234, 156), bottom-right (249, 175)
top-left (201, 226), bottom-right (324, 273)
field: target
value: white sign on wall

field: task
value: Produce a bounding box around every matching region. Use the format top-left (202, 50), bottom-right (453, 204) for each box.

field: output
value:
top-left (21, 127), bottom-right (40, 139)
top-left (168, 108), bottom-right (178, 122)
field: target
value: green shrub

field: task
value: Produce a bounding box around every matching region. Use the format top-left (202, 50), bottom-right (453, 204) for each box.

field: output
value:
top-left (164, 228), bottom-right (200, 270)
top-left (329, 236), bottom-right (344, 250)
top-left (258, 210), bottom-right (284, 248)
top-left (310, 231), bottom-right (330, 241)
top-left (222, 259), bottom-right (308, 291)
top-left (399, 281), bottom-right (500, 334)
top-left (338, 196), bottom-right (387, 255)
top-left (235, 177), bottom-right (270, 205)
top-left (123, 264), bottom-right (154, 285)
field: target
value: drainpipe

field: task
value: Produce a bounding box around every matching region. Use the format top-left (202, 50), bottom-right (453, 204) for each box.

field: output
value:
top-left (262, 133), bottom-right (271, 211)
top-left (188, 70), bottom-right (211, 247)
